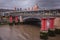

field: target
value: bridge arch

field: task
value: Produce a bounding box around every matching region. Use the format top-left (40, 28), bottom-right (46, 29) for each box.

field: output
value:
top-left (23, 17), bottom-right (41, 26)
top-left (23, 17), bottom-right (40, 21)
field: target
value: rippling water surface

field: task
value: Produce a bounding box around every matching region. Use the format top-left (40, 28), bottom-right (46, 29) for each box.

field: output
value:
top-left (0, 25), bottom-right (60, 40)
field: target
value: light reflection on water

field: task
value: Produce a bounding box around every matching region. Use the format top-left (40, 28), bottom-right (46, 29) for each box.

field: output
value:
top-left (0, 25), bottom-right (40, 40)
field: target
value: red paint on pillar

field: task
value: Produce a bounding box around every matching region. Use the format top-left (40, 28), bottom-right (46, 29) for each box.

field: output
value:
top-left (41, 18), bottom-right (47, 31)
top-left (9, 16), bottom-right (13, 23)
top-left (15, 16), bottom-right (18, 23)
top-left (49, 18), bottom-right (55, 29)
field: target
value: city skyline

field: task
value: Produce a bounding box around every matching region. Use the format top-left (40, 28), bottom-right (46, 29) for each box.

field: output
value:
top-left (0, 0), bottom-right (60, 10)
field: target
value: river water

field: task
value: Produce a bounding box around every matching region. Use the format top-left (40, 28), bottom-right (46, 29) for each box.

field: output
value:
top-left (0, 25), bottom-right (60, 40)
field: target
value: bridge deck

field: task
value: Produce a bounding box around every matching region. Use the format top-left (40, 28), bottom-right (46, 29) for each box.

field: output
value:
top-left (0, 9), bottom-right (60, 18)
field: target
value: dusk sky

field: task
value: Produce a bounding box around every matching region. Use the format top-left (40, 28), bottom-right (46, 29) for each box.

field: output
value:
top-left (0, 0), bottom-right (60, 9)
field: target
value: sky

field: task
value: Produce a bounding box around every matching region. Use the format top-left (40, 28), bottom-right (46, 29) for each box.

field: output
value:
top-left (0, 0), bottom-right (60, 9)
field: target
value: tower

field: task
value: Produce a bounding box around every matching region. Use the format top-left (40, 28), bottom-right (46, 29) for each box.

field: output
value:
top-left (33, 4), bottom-right (39, 11)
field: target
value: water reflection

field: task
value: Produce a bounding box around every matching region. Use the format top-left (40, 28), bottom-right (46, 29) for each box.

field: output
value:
top-left (0, 25), bottom-right (60, 40)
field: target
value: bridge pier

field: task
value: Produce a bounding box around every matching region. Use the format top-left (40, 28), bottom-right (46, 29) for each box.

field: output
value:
top-left (55, 18), bottom-right (60, 34)
top-left (19, 16), bottom-right (23, 24)
top-left (15, 16), bottom-right (19, 25)
top-left (9, 15), bottom-right (13, 26)
top-left (40, 18), bottom-right (48, 39)
top-left (48, 18), bottom-right (56, 37)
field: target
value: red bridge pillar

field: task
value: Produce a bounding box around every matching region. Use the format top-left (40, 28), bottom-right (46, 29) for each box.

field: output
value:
top-left (15, 16), bottom-right (18, 25)
top-left (40, 18), bottom-right (48, 39)
top-left (9, 15), bottom-right (13, 26)
top-left (48, 18), bottom-right (55, 37)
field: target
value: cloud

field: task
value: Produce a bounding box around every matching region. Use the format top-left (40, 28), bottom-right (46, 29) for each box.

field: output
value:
top-left (0, 0), bottom-right (60, 9)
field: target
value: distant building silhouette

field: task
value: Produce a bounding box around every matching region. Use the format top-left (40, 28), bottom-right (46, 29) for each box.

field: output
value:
top-left (33, 4), bottom-right (39, 11)
top-left (14, 7), bottom-right (16, 11)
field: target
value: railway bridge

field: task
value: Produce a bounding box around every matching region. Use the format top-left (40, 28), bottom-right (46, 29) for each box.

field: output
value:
top-left (0, 9), bottom-right (60, 39)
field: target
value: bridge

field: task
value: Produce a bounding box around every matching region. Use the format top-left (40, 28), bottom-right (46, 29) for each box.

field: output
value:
top-left (0, 9), bottom-right (60, 39)
top-left (1, 9), bottom-right (60, 17)
top-left (0, 9), bottom-right (60, 22)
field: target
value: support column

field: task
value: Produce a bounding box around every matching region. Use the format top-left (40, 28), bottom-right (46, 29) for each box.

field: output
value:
top-left (9, 15), bottom-right (13, 26)
top-left (55, 18), bottom-right (60, 34)
top-left (40, 18), bottom-right (48, 39)
top-left (15, 16), bottom-right (18, 25)
top-left (0, 17), bottom-right (2, 25)
top-left (19, 16), bottom-right (23, 24)
top-left (48, 18), bottom-right (55, 37)
top-left (0, 17), bottom-right (1, 25)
